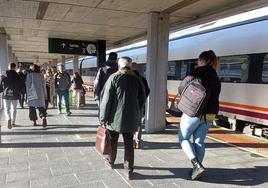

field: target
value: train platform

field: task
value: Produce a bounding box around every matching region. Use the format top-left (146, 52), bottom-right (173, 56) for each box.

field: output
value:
top-left (0, 96), bottom-right (268, 188)
top-left (166, 114), bottom-right (268, 157)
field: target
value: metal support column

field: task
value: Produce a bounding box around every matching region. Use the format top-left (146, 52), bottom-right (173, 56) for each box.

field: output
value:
top-left (8, 46), bottom-right (13, 64)
top-left (145, 12), bottom-right (170, 133)
top-left (97, 40), bottom-right (106, 68)
top-left (61, 56), bottom-right (65, 67)
top-left (0, 34), bottom-right (8, 143)
top-left (12, 53), bottom-right (16, 65)
top-left (73, 55), bottom-right (79, 74)
top-left (50, 59), bottom-right (57, 73)
top-left (0, 34), bottom-right (9, 75)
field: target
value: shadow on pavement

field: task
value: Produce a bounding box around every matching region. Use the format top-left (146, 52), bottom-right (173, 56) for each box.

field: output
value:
top-left (0, 141), bottom-right (94, 148)
top-left (141, 140), bottom-right (180, 150)
top-left (141, 140), bottom-right (235, 150)
top-left (141, 140), bottom-right (268, 150)
top-left (0, 130), bottom-right (97, 135)
top-left (199, 166), bottom-right (267, 185)
top-left (9, 124), bottom-right (98, 130)
top-left (78, 107), bottom-right (99, 111)
top-left (67, 114), bottom-right (98, 117)
top-left (114, 164), bottom-right (267, 186)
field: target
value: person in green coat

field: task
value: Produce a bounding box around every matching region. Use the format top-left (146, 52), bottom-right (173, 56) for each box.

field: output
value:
top-left (99, 56), bottom-right (146, 180)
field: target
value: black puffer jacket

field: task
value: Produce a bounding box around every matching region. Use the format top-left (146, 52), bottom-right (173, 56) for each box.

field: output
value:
top-left (178, 65), bottom-right (221, 114)
top-left (72, 75), bottom-right (84, 90)
top-left (0, 70), bottom-right (24, 100)
top-left (93, 62), bottom-right (118, 99)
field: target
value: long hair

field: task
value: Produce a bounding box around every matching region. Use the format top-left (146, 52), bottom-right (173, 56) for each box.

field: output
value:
top-left (199, 50), bottom-right (219, 70)
top-left (74, 72), bottom-right (80, 78)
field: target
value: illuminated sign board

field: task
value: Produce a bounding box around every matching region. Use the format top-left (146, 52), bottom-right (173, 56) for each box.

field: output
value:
top-left (48, 38), bottom-right (97, 56)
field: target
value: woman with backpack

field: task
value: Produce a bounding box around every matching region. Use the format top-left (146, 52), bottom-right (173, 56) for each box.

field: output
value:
top-left (178, 50), bottom-right (221, 180)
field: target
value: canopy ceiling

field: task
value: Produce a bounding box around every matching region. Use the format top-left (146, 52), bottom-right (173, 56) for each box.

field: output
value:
top-left (0, 0), bottom-right (268, 64)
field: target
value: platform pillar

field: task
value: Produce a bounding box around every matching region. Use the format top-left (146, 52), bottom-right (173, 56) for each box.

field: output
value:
top-left (145, 12), bottom-right (169, 133)
top-left (73, 55), bottom-right (79, 74)
top-left (0, 34), bottom-right (9, 75)
top-left (61, 56), bottom-right (65, 67)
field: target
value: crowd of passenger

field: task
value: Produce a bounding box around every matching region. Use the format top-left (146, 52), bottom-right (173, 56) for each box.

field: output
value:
top-left (0, 62), bottom-right (84, 128)
top-left (0, 50), bottom-right (221, 181)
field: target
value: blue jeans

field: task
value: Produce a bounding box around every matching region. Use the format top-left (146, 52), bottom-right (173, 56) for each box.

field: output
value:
top-left (57, 90), bottom-right (70, 113)
top-left (178, 113), bottom-right (212, 163)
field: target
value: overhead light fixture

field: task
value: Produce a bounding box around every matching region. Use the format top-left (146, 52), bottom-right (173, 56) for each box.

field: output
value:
top-left (36, 1), bottom-right (49, 20)
top-left (199, 21), bottom-right (217, 29)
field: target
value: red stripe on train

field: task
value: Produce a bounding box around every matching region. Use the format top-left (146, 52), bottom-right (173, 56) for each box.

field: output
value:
top-left (219, 106), bottom-right (268, 120)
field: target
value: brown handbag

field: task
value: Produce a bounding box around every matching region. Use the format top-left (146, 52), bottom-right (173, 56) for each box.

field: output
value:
top-left (95, 126), bottom-right (112, 155)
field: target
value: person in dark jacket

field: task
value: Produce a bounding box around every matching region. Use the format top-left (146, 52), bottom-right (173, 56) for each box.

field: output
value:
top-left (99, 57), bottom-right (146, 180)
top-left (0, 63), bottom-right (24, 129)
top-left (17, 65), bottom-right (27, 108)
top-left (178, 50), bottom-right (221, 180)
top-left (44, 68), bottom-right (53, 109)
top-left (131, 62), bottom-right (150, 149)
top-left (55, 64), bottom-right (72, 116)
top-left (51, 66), bottom-right (57, 108)
top-left (72, 72), bottom-right (84, 108)
top-left (93, 52), bottom-right (118, 107)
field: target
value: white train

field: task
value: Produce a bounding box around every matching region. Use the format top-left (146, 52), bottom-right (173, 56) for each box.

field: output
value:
top-left (66, 16), bottom-right (268, 138)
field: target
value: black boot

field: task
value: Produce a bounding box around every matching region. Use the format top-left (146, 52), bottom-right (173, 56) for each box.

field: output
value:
top-left (191, 158), bottom-right (205, 180)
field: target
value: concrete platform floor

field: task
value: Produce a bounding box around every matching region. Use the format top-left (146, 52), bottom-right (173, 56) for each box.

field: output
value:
top-left (0, 97), bottom-right (268, 188)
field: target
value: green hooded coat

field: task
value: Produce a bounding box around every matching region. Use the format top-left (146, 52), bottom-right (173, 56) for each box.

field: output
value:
top-left (99, 68), bottom-right (146, 133)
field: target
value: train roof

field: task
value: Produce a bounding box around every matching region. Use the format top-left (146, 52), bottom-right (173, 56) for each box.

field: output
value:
top-left (66, 15), bottom-right (268, 69)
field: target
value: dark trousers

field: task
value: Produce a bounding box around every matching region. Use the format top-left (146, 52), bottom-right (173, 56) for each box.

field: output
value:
top-left (29, 106), bottom-right (46, 121)
top-left (45, 100), bottom-right (49, 110)
top-left (108, 131), bottom-right (134, 172)
top-left (19, 92), bottom-right (26, 108)
top-left (45, 86), bottom-right (51, 109)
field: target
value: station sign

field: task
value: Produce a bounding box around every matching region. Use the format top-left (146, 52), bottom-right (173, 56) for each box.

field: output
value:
top-left (48, 38), bottom-right (97, 56)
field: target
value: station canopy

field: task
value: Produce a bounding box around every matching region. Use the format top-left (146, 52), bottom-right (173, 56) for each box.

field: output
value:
top-left (0, 0), bottom-right (268, 64)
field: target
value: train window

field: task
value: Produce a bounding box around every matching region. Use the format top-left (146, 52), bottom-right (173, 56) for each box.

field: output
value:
top-left (138, 64), bottom-right (147, 78)
top-left (88, 67), bottom-right (98, 77)
top-left (262, 54), bottom-right (268, 83)
top-left (167, 61), bottom-right (178, 80)
top-left (186, 60), bottom-right (196, 75)
top-left (82, 68), bottom-right (87, 76)
top-left (218, 56), bottom-right (249, 83)
top-left (167, 60), bottom-right (196, 80)
top-left (167, 61), bottom-right (184, 80)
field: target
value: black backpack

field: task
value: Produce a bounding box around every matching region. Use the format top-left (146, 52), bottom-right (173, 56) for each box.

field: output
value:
top-left (4, 85), bottom-right (15, 99)
top-left (178, 77), bottom-right (211, 117)
top-left (0, 76), bottom-right (16, 99)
